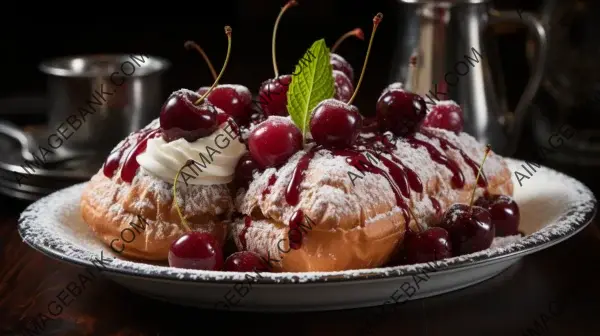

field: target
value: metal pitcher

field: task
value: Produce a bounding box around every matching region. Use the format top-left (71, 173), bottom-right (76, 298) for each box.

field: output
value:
top-left (390, 0), bottom-right (548, 156)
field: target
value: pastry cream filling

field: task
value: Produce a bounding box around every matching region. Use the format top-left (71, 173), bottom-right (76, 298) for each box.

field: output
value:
top-left (137, 121), bottom-right (247, 185)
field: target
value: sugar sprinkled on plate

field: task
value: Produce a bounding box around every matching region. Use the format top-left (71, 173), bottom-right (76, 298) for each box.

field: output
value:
top-left (18, 158), bottom-right (596, 284)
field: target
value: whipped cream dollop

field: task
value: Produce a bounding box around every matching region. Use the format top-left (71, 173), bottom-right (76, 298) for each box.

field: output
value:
top-left (137, 121), bottom-right (247, 185)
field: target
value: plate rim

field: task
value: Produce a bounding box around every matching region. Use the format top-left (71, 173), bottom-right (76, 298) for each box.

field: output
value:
top-left (18, 159), bottom-right (598, 285)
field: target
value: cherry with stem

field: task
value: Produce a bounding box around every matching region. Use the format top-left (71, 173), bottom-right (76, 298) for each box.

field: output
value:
top-left (258, 0), bottom-right (298, 116)
top-left (403, 205), bottom-right (452, 264)
top-left (187, 34), bottom-right (255, 125)
top-left (184, 40), bottom-right (218, 82)
top-left (194, 26), bottom-right (232, 106)
top-left (271, 0), bottom-right (297, 79)
top-left (168, 160), bottom-right (224, 270)
top-left (375, 53), bottom-right (427, 137)
top-left (310, 13), bottom-right (383, 149)
top-left (330, 28), bottom-right (364, 82)
top-left (331, 28), bottom-right (365, 53)
top-left (160, 26), bottom-right (233, 142)
top-left (440, 145), bottom-right (495, 255)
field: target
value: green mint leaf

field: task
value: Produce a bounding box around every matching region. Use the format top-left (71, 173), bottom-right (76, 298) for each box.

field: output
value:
top-left (286, 39), bottom-right (335, 138)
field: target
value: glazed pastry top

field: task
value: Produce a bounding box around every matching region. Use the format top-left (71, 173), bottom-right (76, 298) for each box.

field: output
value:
top-left (236, 127), bottom-right (511, 232)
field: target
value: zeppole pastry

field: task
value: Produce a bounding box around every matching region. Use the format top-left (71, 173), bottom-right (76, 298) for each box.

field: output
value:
top-left (229, 11), bottom-right (518, 272)
top-left (81, 27), bottom-right (249, 262)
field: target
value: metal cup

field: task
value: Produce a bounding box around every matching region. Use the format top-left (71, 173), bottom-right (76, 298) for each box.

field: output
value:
top-left (39, 54), bottom-right (170, 153)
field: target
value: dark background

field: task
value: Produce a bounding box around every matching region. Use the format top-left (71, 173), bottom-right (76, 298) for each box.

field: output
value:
top-left (0, 0), bottom-right (540, 117)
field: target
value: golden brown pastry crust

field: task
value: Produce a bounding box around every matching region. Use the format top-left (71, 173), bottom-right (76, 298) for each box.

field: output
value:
top-left (232, 128), bottom-right (513, 272)
top-left (80, 121), bottom-right (233, 261)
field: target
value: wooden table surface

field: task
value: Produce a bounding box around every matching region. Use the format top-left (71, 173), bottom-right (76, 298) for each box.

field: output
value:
top-left (1, 196), bottom-right (599, 336)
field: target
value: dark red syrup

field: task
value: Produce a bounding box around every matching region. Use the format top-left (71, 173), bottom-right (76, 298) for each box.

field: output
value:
top-left (387, 153), bottom-right (423, 193)
top-left (405, 136), bottom-right (465, 189)
top-left (285, 148), bottom-right (317, 206)
top-left (220, 115), bottom-right (240, 138)
top-left (420, 129), bottom-right (487, 187)
top-left (262, 174), bottom-right (277, 198)
top-left (333, 148), bottom-right (410, 223)
top-left (288, 209), bottom-right (304, 249)
top-left (239, 216), bottom-right (252, 250)
top-left (103, 142), bottom-right (132, 178)
top-left (120, 129), bottom-right (162, 183)
top-left (102, 128), bottom-right (161, 182)
top-left (356, 135), bottom-right (423, 193)
top-left (365, 150), bottom-right (409, 198)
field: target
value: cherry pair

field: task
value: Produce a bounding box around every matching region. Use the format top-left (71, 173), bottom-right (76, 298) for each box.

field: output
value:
top-left (375, 82), bottom-right (464, 138)
top-left (243, 13), bottom-right (383, 175)
top-left (169, 231), bottom-right (270, 272)
top-left (160, 27), bottom-right (257, 143)
top-left (401, 147), bottom-right (520, 264)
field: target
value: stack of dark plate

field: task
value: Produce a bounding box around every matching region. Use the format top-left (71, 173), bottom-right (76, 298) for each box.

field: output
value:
top-left (0, 96), bottom-right (98, 201)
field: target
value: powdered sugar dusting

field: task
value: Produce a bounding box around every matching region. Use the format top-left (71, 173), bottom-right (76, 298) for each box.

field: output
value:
top-left (315, 98), bottom-right (359, 113)
top-left (18, 158), bottom-right (596, 284)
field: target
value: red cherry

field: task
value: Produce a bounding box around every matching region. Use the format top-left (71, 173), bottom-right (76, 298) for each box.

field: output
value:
top-left (333, 70), bottom-right (354, 103)
top-left (234, 152), bottom-right (262, 189)
top-left (440, 203), bottom-right (494, 255)
top-left (310, 98), bottom-right (362, 149)
top-left (475, 194), bottom-right (520, 237)
top-left (330, 53), bottom-right (354, 82)
top-left (206, 84), bottom-right (253, 125)
top-left (258, 75), bottom-right (292, 116)
top-left (248, 116), bottom-right (303, 168)
top-left (223, 251), bottom-right (271, 272)
top-left (404, 227), bottom-right (452, 264)
top-left (159, 89), bottom-right (218, 142)
top-left (376, 85), bottom-right (427, 137)
top-left (422, 101), bottom-right (464, 133)
top-left (168, 232), bottom-right (224, 270)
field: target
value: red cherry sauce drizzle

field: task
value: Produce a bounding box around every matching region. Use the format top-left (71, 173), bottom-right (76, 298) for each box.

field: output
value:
top-left (356, 135), bottom-right (423, 193)
top-left (288, 209), bottom-right (304, 249)
top-left (285, 148), bottom-right (317, 206)
top-left (333, 148), bottom-right (410, 223)
top-left (365, 150), bottom-right (409, 198)
top-left (388, 154), bottom-right (423, 193)
top-left (239, 216), bottom-right (252, 250)
top-left (103, 141), bottom-right (132, 178)
top-left (120, 129), bottom-right (162, 183)
top-left (102, 128), bottom-right (161, 181)
top-left (420, 129), bottom-right (487, 187)
top-left (405, 136), bottom-right (465, 189)
top-left (262, 174), bottom-right (277, 198)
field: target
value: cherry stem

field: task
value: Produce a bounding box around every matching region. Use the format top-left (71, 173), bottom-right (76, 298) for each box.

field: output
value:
top-left (194, 26), bottom-right (232, 105)
top-left (172, 161), bottom-right (194, 233)
top-left (184, 40), bottom-right (218, 81)
top-left (331, 28), bottom-right (364, 53)
top-left (469, 145), bottom-right (492, 211)
top-left (347, 13), bottom-right (383, 106)
top-left (406, 206), bottom-right (423, 233)
top-left (272, 0), bottom-right (297, 78)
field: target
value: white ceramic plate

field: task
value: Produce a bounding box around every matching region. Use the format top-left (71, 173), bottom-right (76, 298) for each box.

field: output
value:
top-left (18, 159), bottom-right (597, 312)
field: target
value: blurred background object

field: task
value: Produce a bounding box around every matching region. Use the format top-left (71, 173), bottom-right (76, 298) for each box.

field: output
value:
top-left (3, 0), bottom-right (599, 202)
top-left (389, 0), bottom-right (547, 158)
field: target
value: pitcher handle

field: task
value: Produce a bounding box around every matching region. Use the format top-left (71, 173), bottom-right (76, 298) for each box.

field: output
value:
top-left (488, 9), bottom-right (548, 156)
